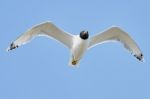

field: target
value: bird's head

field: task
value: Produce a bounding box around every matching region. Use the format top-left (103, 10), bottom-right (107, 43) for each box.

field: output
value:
top-left (80, 31), bottom-right (89, 40)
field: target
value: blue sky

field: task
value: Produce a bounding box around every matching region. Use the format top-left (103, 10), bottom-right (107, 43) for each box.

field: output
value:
top-left (0, 0), bottom-right (150, 99)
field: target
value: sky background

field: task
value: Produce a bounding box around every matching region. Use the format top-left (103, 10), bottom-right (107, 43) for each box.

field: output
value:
top-left (0, 0), bottom-right (150, 99)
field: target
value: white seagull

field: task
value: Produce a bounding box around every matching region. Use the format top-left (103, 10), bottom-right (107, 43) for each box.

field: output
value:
top-left (7, 22), bottom-right (144, 66)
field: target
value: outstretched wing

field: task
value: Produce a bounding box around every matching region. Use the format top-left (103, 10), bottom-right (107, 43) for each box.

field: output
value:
top-left (88, 26), bottom-right (144, 61)
top-left (7, 22), bottom-right (73, 51)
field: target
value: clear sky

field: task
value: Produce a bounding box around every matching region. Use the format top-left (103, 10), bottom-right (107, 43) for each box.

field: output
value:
top-left (0, 0), bottom-right (150, 99)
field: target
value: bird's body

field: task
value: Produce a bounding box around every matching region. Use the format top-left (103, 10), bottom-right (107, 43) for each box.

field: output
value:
top-left (7, 21), bottom-right (144, 66)
top-left (70, 35), bottom-right (89, 65)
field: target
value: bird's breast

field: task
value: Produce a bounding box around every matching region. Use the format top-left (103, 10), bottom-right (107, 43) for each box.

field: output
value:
top-left (71, 36), bottom-right (89, 60)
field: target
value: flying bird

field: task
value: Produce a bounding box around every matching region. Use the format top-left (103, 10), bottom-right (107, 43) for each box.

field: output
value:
top-left (7, 22), bottom-right (144, 66)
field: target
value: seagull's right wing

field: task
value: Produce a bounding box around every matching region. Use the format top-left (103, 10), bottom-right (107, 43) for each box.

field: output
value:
top-left (7, 22), bottom-right (74, 51)
top-left (88, 26), bottom-right (144, 61)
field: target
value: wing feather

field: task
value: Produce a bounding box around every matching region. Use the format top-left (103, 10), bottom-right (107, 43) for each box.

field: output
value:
top-left (88, 26), bottom-right (144, 61)
top-left (7, 22), bottom-right (73, 51)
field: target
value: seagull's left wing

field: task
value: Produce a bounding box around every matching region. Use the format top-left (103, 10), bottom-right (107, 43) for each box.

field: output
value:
top-left (7, 22), bottom-right (73, 51)
top-left (88, 26), bottom-right (144, 61)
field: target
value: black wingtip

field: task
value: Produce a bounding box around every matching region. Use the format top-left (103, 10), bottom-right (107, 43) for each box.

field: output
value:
top-left (7, 42), bottom-right (19, 51)
top-left (134, 53), bottom-right (144, 62)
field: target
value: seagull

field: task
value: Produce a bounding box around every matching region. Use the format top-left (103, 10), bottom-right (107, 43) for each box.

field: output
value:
top-left (7, 21), bottom-right (144, 66)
